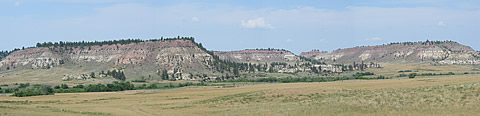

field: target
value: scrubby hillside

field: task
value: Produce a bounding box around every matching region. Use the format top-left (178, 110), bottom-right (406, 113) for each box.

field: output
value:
top-left (214, 49), bottom-right (299, 63)
top-left (300, 41), bottom-right (480, 64)
top-left (0, 37), bottom-right (241, 83)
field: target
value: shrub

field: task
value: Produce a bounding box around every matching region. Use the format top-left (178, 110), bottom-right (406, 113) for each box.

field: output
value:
top-left (18, 83), bottom-right (30, 88)
top-left (84, 81), bottom-right (134, 92)
top-left (61, 84), bottom-right (69, 89)
top-left (132, 80), bottom-right (147, 82)
top-left (448, 72), bottom-right (455, 75)
top-left (73, 85), bottom-right (84, 89)
top-left (13, 85), bottom-right (54, 97)
top-left (409, 73), bottom-right (417, 78)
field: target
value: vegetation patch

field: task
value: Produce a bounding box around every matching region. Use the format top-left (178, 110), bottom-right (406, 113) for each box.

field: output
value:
top-left (59, 109), bottom-right (111, 115)
top-left (92, 97), bottom-right (121, 101)
top-left (168, 97), bottom-right (189, 100)
top-left (163, 105), bottom-right (194, 109)
top-left (0, 105), bottom-right (19, 109)
top-left (36, 106), bottom-right (52, 108)
top-left (197, 90), bottom-right (267, 105)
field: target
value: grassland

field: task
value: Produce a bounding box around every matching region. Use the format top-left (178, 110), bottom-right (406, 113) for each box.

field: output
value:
top-left (1, 74), bottom-right (480, 116)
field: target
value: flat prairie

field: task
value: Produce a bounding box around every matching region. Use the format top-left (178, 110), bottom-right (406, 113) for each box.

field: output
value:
top-left (2, 75), bottom-right (480, 116)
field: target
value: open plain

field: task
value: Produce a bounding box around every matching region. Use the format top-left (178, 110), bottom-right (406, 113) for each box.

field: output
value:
top-left (3, 74), bottom-right (480, 116)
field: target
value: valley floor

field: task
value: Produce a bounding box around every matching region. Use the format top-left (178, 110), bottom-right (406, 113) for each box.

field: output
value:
top-left (2, 75), bottom-right (480, 116)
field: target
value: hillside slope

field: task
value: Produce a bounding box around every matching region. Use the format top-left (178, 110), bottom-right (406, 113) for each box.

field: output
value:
top-left (0, 39), bottom-right (225, 83)
top-left (300, 41), bottom-right (480, 64)
top-left (214, 49), bottom-right (300, 63)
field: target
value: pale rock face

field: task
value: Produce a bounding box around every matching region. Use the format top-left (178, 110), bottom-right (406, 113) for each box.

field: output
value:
top-left (300, 42), bottom-right (480, 64)
top-left (156, 47), bottom-right (212, 70)
top-left (63, 74), bottom-right (92, 80)
top-left (359, 52), bottom-right (371, 61)
top-left (312, 64), bottom-right (344, 73)
top-left (0, 48), bottom-right (61, 69)
top-left (0, 40), bottom-right (217, 75)
top-left (393, 51), bottom-right (414, 57)
top-left (283, 55), bottom-right (297, 61)
top-left (314, 53), bottom-right (344, 61)
top-left (416, 48), bottom-right (448, 60)
top-left (214, 49), bottom-right (299, 63)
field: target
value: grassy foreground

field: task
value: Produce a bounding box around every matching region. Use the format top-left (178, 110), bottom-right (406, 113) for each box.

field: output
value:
top-left (2, 75), bottom-right (480, 116)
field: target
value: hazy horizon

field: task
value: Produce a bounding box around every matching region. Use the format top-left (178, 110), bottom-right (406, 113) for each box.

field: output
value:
top-left (1, 0), bottom-right (479, 54)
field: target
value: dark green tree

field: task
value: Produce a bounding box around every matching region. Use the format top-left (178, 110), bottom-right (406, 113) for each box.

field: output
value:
top-left (161, 69), bottom-right (169, 80)
top-left (61, 84), bottom-right (69, 89)
top-left (409, 73), bottom-right (417, 78)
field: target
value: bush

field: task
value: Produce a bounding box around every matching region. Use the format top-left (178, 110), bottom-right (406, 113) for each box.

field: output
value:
top-left (73, 85), bottom-right (84, 89)
top-left (18, 83), bottom-right (30, 88)
top-left (448, 72), bottom-right (455, 75)
top-left (398, 70), bottom-right (412, 73)
top-left (55, 88), bottom-right (85, 93)
top-left (353, 72), bottom-right (375, 77)
top-left (12, 85), bottom-right (54, 97)
top-left (84, 81), bottom-right (134, 92)
top-left (132, 80), bottom-right (147, 82)
top-left (409, 73), bottom-right (417, 78)
top-left (61, 84), bottom-right (69, 89)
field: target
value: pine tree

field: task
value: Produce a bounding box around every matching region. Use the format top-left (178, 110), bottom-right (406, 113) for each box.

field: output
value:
top-left (233, 67), bottom-right (239, 76)
top-left (91, 72), bottom-right (95, 78)
top-left (161, 69), bottom-right (169, 80)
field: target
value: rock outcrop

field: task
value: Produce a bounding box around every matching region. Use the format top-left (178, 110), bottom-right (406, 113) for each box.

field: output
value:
top-left (300, 41), bottom-right (480, 64)
top-left (0, 39), bottom-right (220, 80)
top-left (63, 74), bottom-right (92, 80)
top-left (214, 49), bottom-right (299, 63)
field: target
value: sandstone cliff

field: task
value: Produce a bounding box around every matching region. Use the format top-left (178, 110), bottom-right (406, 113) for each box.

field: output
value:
top-left (0, 39), bottom-right (218, 81)
top-left (214, 49), bottom-right (299, 63)
top-left (300, 41), bottom-right (480, 64)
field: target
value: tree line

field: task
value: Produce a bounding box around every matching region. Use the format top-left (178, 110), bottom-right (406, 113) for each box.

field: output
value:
top-left (217, 75), bottom-right (390, 83)
top-left (0, 49), bottom-right (20, 61)
top-left (100, 70), bottom-right (126, 81)
top-left (387, 40), bottom-right (456, 46)
top-left (35, 36), bottom-right (195, 48)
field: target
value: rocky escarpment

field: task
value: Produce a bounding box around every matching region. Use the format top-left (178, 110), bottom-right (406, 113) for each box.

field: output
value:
top-left (214, 49), bottom-right (299, 63)
top-left (213, 49), bottom-right (365, 73)
top-left (0, 39), bottom-right (217, 80)
top-left (300, 41), bottom-right (480, 64)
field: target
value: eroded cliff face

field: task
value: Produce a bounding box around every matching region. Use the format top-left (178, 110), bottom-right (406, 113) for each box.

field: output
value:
top-left (300, 41), bottom-right (480, 64)
top-left (212, 49), bottom-right (355, 73)
top-left (214, 49), bottom-right (300, 63)
top-left (0, 48), bottom-right (63, 69)
top-left (0, 40), bottom-right (215, 80)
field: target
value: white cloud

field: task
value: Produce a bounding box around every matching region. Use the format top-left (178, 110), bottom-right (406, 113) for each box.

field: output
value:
top-left (191, 17), bottom-right (199, 22)
top-left (438, 21), bottom-right (446, 26)
top-left (365, 37), bottom-right (382, 41)
top-left (14, 1), bottom-right (20, 6)
top-left (241, 17), bottom-right (275, 29)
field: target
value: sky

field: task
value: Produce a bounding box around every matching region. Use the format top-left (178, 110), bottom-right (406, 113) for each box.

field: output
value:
top-left (1, 0), bottom-right (479, 54)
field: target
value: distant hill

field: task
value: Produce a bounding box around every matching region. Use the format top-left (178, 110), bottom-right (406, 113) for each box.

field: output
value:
top-left (214, 49), bottom-right (300, 63)
top-left (0, 38), bottom-right (249, 83)
top-left (300, 41), bottom-right (480, 64)
top-left (1, 39), bottom-right (477, 85)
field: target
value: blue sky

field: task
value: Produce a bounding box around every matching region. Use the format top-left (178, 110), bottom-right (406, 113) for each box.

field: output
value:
top-left (1, 0), bottom-right (479, 54)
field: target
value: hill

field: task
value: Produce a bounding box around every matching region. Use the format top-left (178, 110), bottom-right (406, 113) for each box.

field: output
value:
top-left (300, 41), bottom-right (480, 64)
top-left (214, 49), bottom-right (299, 63)
top-left (0, 37), bottom-right (249, 84)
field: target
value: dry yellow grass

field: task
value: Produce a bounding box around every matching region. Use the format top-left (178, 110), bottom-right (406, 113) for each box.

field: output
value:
top-left (362, 63), bottom-right (480, 77)
top-left (2, 75), bottom-right (480, 116)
